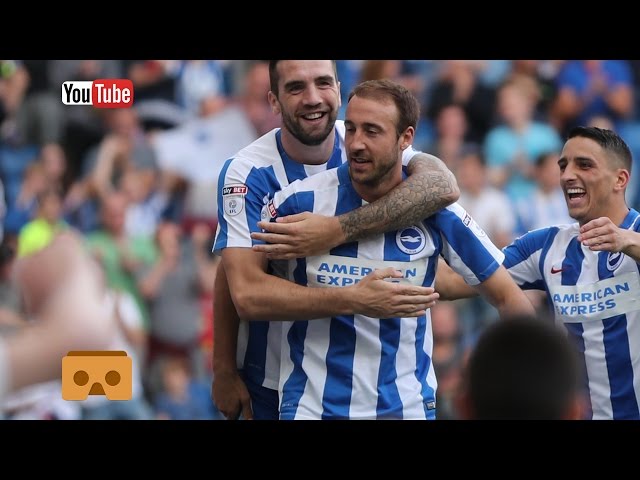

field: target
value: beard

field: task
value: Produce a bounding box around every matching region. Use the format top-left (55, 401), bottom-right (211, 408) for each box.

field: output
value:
top-left (350, 144), bottom-right (401, 187)
top-left (280, 108), bottom-right (337, 146)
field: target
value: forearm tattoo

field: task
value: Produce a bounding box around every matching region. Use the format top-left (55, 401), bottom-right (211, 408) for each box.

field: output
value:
top-left (339, 155), bottom-right (457, 243)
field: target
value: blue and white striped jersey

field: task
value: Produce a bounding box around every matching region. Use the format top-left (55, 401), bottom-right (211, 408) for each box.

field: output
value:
top-left (213, 121), bottom-right (418, 391)
top-left (268, 163), bottom-right (504, 419)
top-left (503, 208), bottom-right (640, 420)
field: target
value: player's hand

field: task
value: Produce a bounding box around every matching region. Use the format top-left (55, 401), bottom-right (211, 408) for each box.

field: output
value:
top-left (212, 370), bottom-right (253, 420)
top-left (578, 217), bottom-right (629, 252)
top-left (252, 212), bottom-right (343, 260)
top-left (352, 267), bottom-right (439, 318)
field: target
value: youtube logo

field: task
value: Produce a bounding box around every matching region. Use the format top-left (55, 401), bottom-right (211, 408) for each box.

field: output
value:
top-left (62, 79), bottom-right (134, 108)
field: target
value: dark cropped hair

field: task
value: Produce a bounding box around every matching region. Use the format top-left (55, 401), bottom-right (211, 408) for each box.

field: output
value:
top-left (268, 60), bottom-right (338, 99)
top-left (348, 79), bottom-right (420, 138)
top-left (466, 315), bottom-right (581, 420)
top-left (567, 126), bottom-right (632, 173)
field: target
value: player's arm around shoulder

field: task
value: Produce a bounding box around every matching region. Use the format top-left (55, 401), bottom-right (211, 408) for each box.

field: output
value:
top-left (250, 152), bottom-right (461, 260)
top-left (338, 151), bottom-right (460, 242)
top-left (405, 151), bottom-right (460, 209)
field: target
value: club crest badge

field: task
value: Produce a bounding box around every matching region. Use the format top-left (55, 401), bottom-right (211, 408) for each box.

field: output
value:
top-left (396, 226), bottom-right (427, 255)
top-left (606, 252), bottom-right (624, 272)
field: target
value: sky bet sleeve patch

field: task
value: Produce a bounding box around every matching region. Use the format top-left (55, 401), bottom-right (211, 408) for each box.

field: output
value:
top-left (222, 184), bottom-right (248, 217)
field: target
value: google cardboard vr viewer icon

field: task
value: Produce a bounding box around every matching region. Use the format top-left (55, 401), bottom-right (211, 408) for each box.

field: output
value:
top-left (62, 351), bottom-right (132, 401)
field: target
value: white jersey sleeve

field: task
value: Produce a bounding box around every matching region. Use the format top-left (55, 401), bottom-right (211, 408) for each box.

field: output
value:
top-left (428, 202), bottom-right (505, 285)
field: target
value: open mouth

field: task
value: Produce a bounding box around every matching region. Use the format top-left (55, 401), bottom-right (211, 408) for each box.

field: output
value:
top-left (565, 187), bottom-right (587, 208)
top-left (301, 112), bottom-right (326, 122)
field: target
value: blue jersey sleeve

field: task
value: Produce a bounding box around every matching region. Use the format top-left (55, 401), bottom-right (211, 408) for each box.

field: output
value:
top-left (428, 203), bottom-right (504, 285)
top-left (503, 226), bottom-right (559, 290)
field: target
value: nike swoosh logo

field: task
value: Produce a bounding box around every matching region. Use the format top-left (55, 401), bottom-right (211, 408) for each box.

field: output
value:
top-left (550, 267), bottom-right (564, 274)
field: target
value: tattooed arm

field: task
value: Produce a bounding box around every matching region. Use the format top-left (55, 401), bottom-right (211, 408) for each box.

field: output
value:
top-left (339, 152), bottom-right (458, 242)
top-left (251, 152), bottom-right (459, 259)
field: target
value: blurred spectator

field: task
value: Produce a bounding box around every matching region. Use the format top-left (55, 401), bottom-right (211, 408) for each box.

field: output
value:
top-left (627, 60), bottom-right (640, 119)
top-left (457, 147), bottom-right (516, 249)
top-left (0, 179), bottom-right (6, 243)
top-left (85, 108), bottom-right (159, 201)
top-left (138, 221), bottom-right (218, 396)
top-left (238, 61), bottom-right (280, 136)
top-left (17, 186), bottom-right (67, 257)
top-left (425, 60), bottom-right (496, 144)
top-left (359, 60), bottom-right (435, 147)
top-left (3, 161), bottom-right (48, 239)
top-left (151, 106), bottom-right (256, 225)
top-left (424, 104), bottom-right (477, 170)
top-left (0, 233), bottom-right (115, 403)
top-left (80, 284), bottom-right (153, 420)
top-left (550, 60), bottom-right (635, 137)
top-left (336, 60), bottom-right (363, 120)
top-left (0, 60), bottom-right (29, 144)
top-left (359, 60), bottom-right (431, 101)
top-left (49, 60), bottom-right (124, 182)
top-left (509, 60), bottom-right (564, 119)
top-left (447, 146), bottom-right (514, 356)
top-left (457, 315), bottom-right (584, 420)
top-left (514, 151), bottom-right (573, 236)
top-left (119, 167), bottom-right (167, 239)
top-left (431, 302), bottom-right (466, 420)
top-left (475, 60), bottom-right (512, 88)
top-left (39, 143), bottom-right (68, 191)
top-left (0, 240), bottom-right (22, 329)
top-left (75, 107), bottom-right (160, 233)
top-left (14, 60), bottom-right (65, 146)
top-left (62, 177), bottom-right (99, 234)
top-left (174, 60), bottom-right (228, 119)
top-left (85, 191), bottom-right (157, 328)
top-left (484, 75), bottom-right (563, 202)
top-left (3, 380), bottom-right (81, 420)
top-left (154, 355), bottom-right (223, 420)
top-left (125, 60), bottom-right (178, 104)
top-left (442, 145), bottom-right (519, 364)
top-left (124, 60), bottom-right (186, 133)
top-left (151, 62), bottom-right (270, 225)
top-left (359, 60), bottom-right (401, 83)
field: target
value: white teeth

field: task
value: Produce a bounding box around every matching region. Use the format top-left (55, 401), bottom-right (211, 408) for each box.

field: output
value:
top-left (303, 113), bottom-right (323, 120)
top-left (567, 188), bottom-right (585, 194)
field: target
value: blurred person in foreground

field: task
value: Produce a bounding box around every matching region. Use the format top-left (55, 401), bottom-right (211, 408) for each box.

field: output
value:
top-left (437, 126), bottom-right (640, 420)
top-left (0, 233), bottom-right (114, 402)
top-left (457, 315), bottom-right (584, 420)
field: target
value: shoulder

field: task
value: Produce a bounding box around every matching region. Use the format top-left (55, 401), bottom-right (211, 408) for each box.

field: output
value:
top-left (228, 128), bottom-right (281, 170)
top-left (219, 129), bottom-right (281, 182)
top-left (629, 209), bottom-right (640, 232)
top-left (276, 167), bottom-right (342, 202)
top-left (438, 202), bottom-right (469, 219)
top-left (510, 223), bottom-right (577, 250)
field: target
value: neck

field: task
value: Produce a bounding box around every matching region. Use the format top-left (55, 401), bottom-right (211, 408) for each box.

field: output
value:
top-left (581, 201), bottom-right (630, 227)
top-left (280, 128), bottom-right (335, 165)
